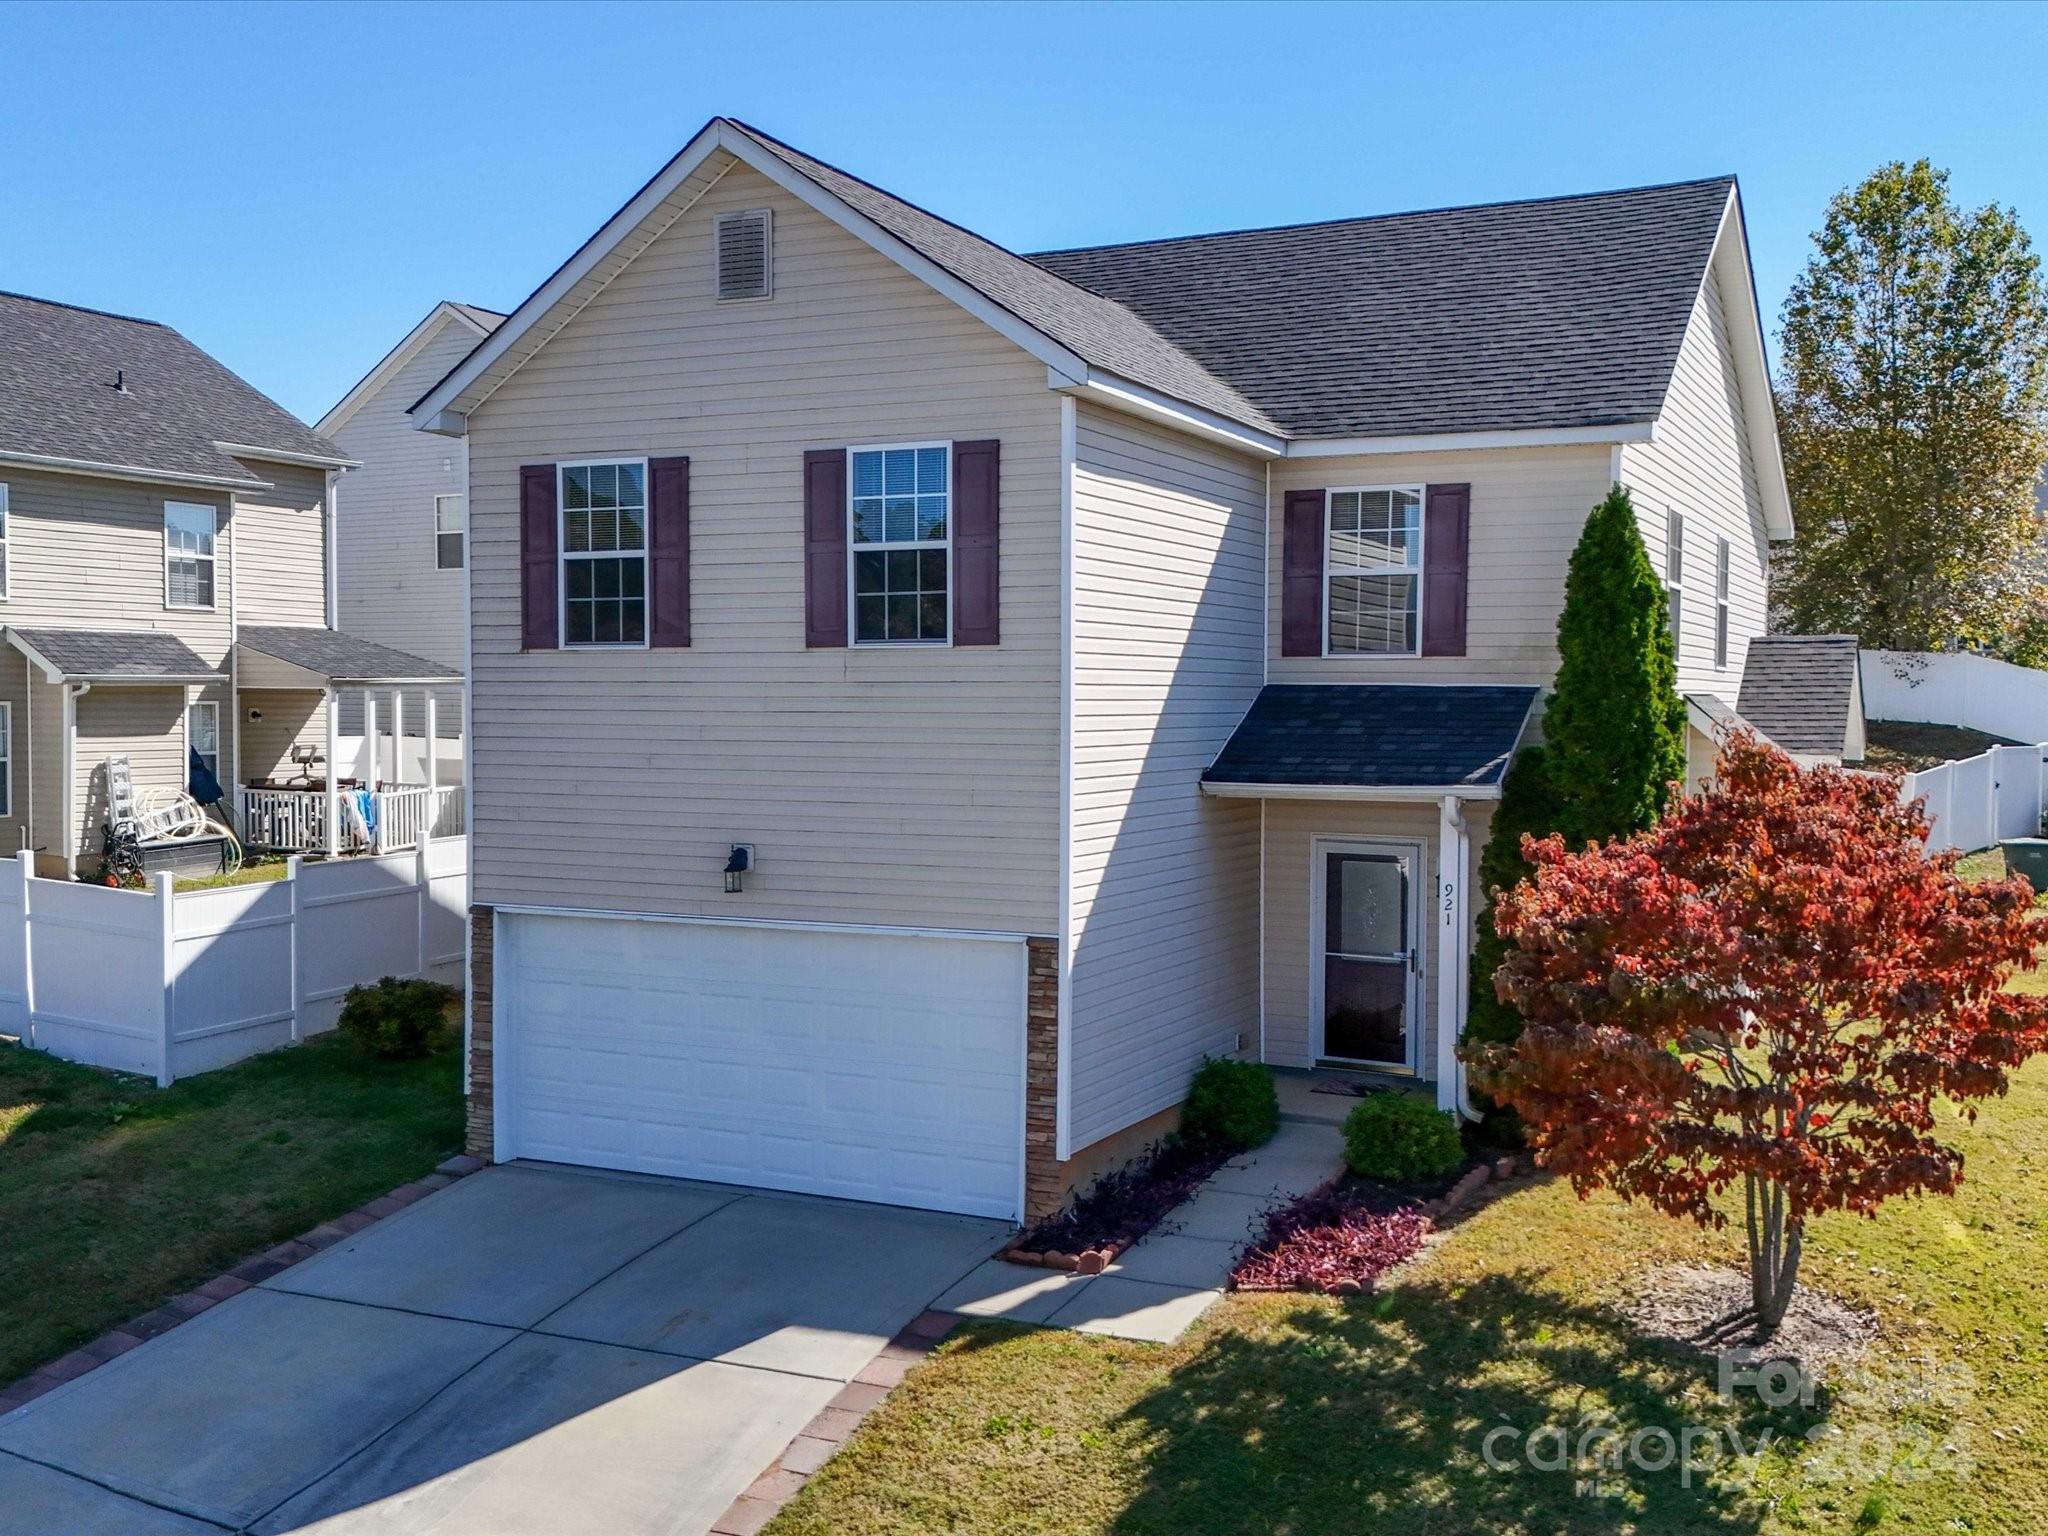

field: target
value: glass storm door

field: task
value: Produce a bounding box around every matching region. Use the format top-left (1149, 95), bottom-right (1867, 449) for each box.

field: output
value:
top-left (1320, 847), bottom-right (1414, 1068)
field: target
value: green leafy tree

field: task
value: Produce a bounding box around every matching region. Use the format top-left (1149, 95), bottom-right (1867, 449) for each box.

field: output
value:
top-left (1544, 485), bottom-right (1688, 848)
top-left (1464, 745), bottom-right (1562, 1049)
top-left (1775, 160), bottom-right (2048, 651)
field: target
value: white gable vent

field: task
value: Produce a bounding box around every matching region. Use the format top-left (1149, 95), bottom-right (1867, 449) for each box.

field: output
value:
top-left (716, 208), bottom-right (772, 301)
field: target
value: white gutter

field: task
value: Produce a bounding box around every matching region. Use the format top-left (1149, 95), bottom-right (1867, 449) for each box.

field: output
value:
top-left (1202, 780), bottom-right (1503, 803)
top-left (212, 442), bottom-right (361, 471)
top-left (1055, 369), bottom-right (1287, 460)
top-left (1288, 422), bottom-right (1656, 458)
top-left (0, 451), bottom-right (269, 494)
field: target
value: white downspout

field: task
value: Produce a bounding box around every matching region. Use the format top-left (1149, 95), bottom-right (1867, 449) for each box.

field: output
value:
top-left (1436, 793), bottom-right (1485, 1121)
top-left (323, 470), bottom-right (339, 630)
top-left (63, 683), bottom-right (90, 879)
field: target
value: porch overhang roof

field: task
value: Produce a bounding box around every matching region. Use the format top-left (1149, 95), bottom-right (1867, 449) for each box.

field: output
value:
top-left (1200, 683), bottom-right (1539, 799)
top-left (4, 626), bottom-right (226, 685)
top-left (235, 626), bottom-right (463, 688)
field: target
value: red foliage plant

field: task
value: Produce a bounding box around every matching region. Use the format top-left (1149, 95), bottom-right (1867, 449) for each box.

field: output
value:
top-left (1231, 1188), bottom-right (1431, 1294)
top-left (1471, 731), bottom-right (2048, 1341)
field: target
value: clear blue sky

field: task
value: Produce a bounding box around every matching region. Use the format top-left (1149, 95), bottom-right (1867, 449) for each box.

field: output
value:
top-left (4, 0), bottom-right (2043, 424)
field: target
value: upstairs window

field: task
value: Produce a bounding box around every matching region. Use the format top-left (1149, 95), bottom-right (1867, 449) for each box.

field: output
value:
top-left (716, 208), bottom-right (773, 301)
top-left (435, 493), bottom-right (466, 570)
top-left (1664, 510), bottom-right (1685, 648)
top-left (165, 501), bottom-right (216, 609)
top-left (1714, 536), bottom-right (1732, 669)
top-left (850, 443), bottom-right (949, 643)
top-left (0, 701), bottom-right (11, 817)
top-left (559, 461), bottom-right (647, 647)
top-left (1326, 486), bottom-right (1422, 655)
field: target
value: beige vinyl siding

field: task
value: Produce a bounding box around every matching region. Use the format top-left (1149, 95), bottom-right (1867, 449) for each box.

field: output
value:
top-left (229, 461), bottom-right (328, 627)
top-left (28, 673), bottom-right (64, 872)
top-left (240, 688), bottom-right (329, 786)
top-left (73, 687), bottom-right (187, 860)
top-left (1067, 404), bottom-right (1265, 1151)
top-left (1268, 447), bottom-right (1613, 685)
top-left (1261, 797), bottom-right (1491, 1077)
top-left (1619, 264), bottom-right (1769, 697)
top-left (0, 650), bottom-right (27, 853)
top-left (462, 161), bottom-right (1061, 930)
top-left (331, 315), bottom-right (477, 737)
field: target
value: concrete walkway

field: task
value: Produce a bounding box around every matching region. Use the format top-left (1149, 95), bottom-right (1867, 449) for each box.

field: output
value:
top-left (0, 1163), bottom-right (1008, 1535)
top-left (933, 1115), bottom-right (1347, 1342)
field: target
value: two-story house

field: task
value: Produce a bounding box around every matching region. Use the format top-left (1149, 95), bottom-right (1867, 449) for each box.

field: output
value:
top-left (318, 300), bottom-right (506, 749)
top-left (408, 120), bottom-right (1792, 1224)
top-left (0, 290), bottom-right (462, 877)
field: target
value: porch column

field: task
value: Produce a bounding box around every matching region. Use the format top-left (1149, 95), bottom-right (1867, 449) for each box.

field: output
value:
top-left (323, 686), bottom-right (340, 858)
top-left (390, 690), bottom-right (405, 785)
top-left (363, 690), bottom-right (378, 789)
top-left (424, 694), bottom-right (438, 797)
top-left (1436, 795), bottom-right (1472, 1117)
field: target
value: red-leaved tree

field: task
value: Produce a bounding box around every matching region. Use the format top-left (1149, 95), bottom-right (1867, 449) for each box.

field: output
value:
top-left (1472, 732), bottom-right (2048, 1340)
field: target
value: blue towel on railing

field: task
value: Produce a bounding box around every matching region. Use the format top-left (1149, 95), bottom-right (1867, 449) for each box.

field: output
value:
top-left (345, 787), bottom-right (377, 843)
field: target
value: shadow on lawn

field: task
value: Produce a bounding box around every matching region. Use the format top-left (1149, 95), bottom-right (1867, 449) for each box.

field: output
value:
top-left (1108, 1268), bottom-right (1821, 1536)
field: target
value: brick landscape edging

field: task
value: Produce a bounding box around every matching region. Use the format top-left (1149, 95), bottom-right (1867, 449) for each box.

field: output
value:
top-left (710, 1309), bottom-right (964, 1536)
top-left (0, 1153), bottom-right (488, 1419)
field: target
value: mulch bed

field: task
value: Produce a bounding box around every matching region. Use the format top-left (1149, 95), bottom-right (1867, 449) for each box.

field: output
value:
top-left (1002, 1136), bottom-right (1236, 1274)
top-left (1615, 1262), bottom-right (1876, 1378)
top-left (1230, 1182), bottom-right (1433, 1294)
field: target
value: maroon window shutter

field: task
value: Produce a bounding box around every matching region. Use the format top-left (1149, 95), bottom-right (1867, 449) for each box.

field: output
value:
top-left (648, 456), bottom-right (690, 648)
top-left (803, 448), bottom-right (848, 648)
top-left (519, 463), bottom-right (558, 651)
top-left (1281, 488), bottom-right (1326, 657)
top-left (1421, 482), bottom-right (1471, 657)
top-left (951, 439), bottom-right (1000, 646)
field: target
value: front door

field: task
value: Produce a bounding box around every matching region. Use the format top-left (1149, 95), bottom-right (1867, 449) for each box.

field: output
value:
top-left (1313, 840), bottom-right (1419, 1071)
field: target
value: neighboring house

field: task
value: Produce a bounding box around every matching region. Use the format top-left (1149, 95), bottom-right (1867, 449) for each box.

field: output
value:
top-left (409, 119), bottom-right (1792, 1223)
top-left (317, 301), bottom-right (506, 741)
top-left (0, 290), bottom-right (463, 877)
top-left (1735, 633), bottom-right (1867, 766)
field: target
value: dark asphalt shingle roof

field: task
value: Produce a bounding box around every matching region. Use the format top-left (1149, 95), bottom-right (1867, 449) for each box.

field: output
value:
top-left (1028, 178), bottom-right (1734, 440)
top-left (1205, 684), bottom-right (1538, 789)
top-left (0, 291), bottom-right (345, 485)
top-left (238, 626), bottom-right (461, 684)
top-left (8, 627), bottom-right (224, 682)
top-left (1736, 635), bottom-right (1861, 756)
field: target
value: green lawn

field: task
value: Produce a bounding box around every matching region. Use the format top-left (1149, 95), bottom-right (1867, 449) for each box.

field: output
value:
top-left (773, 959), bottom-right (2048, 1534)
top-left (171, 854), bottom-right (293, 890)
top-left (0, 1027), bottom-right (461, 1386)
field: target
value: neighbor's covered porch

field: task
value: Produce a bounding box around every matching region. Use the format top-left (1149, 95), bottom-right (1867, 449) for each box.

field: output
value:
top-left (234, 626), bottom-right (465, 857)
top-left (1201, 683), bottom-right (1537, 1117)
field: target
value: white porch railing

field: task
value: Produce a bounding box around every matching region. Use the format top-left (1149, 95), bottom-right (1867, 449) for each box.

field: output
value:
top-left (238, 785), bottom-right (465, 856)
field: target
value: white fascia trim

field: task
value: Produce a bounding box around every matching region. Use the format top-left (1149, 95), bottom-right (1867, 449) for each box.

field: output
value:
top-left (4, 629), bottom-right (66, 684)
top-left (0, 451), bottom-right (268, 493)
top-left (1699, 186), bottom-right (1795, 541)
top-left (487, 901), bottom-right (1033, 946)
top-left (411, 120), bottom-right (1097, 434)
top-left (317, 304), bottom-right (496, 438)
top-left (1200, 780), bottom-right (1503, 803)
top-left (1057, 369), bottom-right (1286, 459)
top-left (212, 442), bottom-right (361, 471)
top-left (1287, 422), bottom-right (1656, 458)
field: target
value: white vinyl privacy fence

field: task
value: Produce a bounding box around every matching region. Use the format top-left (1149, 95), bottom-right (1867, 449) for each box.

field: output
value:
top-left (0, 838), bottom-right (466, 1086)
top-left (1863, 650), bottom-right (2048, 743)
top-left (1901, 746), bottom-right (2048, 855)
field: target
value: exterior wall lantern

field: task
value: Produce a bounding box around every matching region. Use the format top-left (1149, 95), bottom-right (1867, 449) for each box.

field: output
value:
top-left (724, 844), bottom-right (754, 893)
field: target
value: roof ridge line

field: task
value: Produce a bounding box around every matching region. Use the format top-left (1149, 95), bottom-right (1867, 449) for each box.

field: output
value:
top-left (0, 288), bottom-right (170, 329)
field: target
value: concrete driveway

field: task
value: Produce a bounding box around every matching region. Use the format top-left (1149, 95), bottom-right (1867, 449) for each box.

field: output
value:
top-left (0, 1163), bottom-right (1008, 1535)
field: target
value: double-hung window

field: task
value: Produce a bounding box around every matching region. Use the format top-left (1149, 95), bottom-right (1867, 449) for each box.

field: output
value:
top-left (1664, 510), bottom-right (1685, 648)
top-left (165, 501), bottom-right (216, 609)
top-left (187, 700), bottom-right (219, 788)
top-left (0, 483), bottom-right (10, 599)
top-left (1714, 536), bottom-right (1732, 669)
top-left (0, 701), bottom-right (11, 818)
top-left (435, 493), bottom-right (466, 570)
top-left (559, 461), bottom-right (647, 647)
top-left (1325, 486), bottom-right (1423, 655)
top-left (850, 443), bottom-right (949, 644)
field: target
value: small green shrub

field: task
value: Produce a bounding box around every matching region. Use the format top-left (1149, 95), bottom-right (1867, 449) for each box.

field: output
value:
top-left (337, 976), bottom-right (456, 1061)
top-left (1180, 1057), bottom-right (1279, 1151)
top-left (1343, 1093), bottom-right (1464, 1182)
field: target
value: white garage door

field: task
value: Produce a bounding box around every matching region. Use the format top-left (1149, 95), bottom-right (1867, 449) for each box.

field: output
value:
top-left (496, 913), bottom-right (1025, 1218)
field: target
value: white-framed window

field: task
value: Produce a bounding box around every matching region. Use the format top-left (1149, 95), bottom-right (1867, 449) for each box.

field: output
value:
top-left (715, 208), bottom-right (773, 302)
top-left (165, 501), bottom-right (216, 609)
top-left (849, 442), bottom-right (950, 644)
top-left (435, 493), bottom-right (466, 570)
top-left (558, 460), bottom-right (647, 647)
top-left (1714, 536), bottom-right (1732, 669)
top-left (0, 482), bottom-right (10, 599)
top-left (186, 699), bottom-right (219, 790)
top-left (1664, 510), bottom-right (1685, 648)
top-left (0, 701), bottom-right (12, 818)
top-left (1325, 486), bottom-right (1423, 656)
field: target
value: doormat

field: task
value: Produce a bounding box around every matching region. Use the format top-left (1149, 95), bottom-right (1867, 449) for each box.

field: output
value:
top-left (1310, 1079), bottom-right (1374, 1098)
